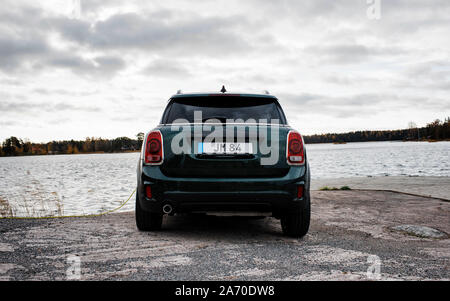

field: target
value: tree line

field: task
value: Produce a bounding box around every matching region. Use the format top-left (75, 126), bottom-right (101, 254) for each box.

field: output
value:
top-left (303, 118), bottom-right (450, 144)
top-left (0, 133), bottom-right (145, 157)
top-left (0, 118), bottom-right (448, 156)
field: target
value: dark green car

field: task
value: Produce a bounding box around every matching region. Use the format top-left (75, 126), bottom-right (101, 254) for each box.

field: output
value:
top-left (136, 91), bottom-right (310, 237)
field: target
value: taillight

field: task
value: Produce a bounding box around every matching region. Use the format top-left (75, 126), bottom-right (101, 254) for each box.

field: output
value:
top-left (145, 130), bottom-right (163, 164)
top-left (287, 131), bottom-right (305, 165)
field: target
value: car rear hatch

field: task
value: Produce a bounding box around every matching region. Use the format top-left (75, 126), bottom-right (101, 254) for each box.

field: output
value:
top-left (158, 95), bottom-right (291, 178)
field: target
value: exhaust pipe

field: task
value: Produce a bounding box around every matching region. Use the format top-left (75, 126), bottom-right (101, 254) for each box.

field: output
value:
top-left (162, 204), bottom-right (173, 215)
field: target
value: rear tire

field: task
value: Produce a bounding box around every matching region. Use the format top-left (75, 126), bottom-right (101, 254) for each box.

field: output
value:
top-left (281, 192), bottom-right (310, 238)
top-left (135, 193), bottom-right (163, 231)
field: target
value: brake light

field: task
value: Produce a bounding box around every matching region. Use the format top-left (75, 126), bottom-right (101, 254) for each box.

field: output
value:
top-left (145, 130), bottom-right (163, 164)
top-left (287, 131), bottom-right (305, 165)
top-left (207, 94), bottom-right (241, 97)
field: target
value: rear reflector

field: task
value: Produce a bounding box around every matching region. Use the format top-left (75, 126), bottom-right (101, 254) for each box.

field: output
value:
top-left (145, 186), bottom-right (152, 198)
top-left (289, 156), bottom-right (303, 162)
top-left (297, 186), bottom-right (304, 198)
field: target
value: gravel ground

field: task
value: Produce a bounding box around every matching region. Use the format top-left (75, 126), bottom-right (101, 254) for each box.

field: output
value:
top-left (0, 190), bottom-right (449, 281)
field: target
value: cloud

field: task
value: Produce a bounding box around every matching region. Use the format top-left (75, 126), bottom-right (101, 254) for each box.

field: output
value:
top-left (0, 5), bottom-right (258, 77)
top-left (392, 60), bottom-right (450, 91)
top-left (33, 88), bottom-right (97, 96)
top-left (1, 0), bottom-right (449, 141)
top-left (0, 35), bottom-right (50, 71)
top-left (0, 5), bottom-right (126, 77)
top-left (303, 44), bottom-right (405, 64)
top-left (278, 93), bottom-right (323, 106)
top-left (0, 78), bottom-right (23, 86)
top-left (142, 59), bottom-right (191, 78)
top-left (0, 120), bottom-right (15, 127)
top-left (278, 92), bottom-right (438, 119)
top-left (46, 54), bottom-right (126, 76)
top-left (0, 34), bottom-right (126, 77)
top-left (0, 100), bottom-right (101, 114)
top-left (50, 12), bottom-right (253, 56)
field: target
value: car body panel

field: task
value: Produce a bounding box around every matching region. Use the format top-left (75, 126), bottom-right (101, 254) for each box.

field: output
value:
top-left (137, 92), bottom-right (310, 218)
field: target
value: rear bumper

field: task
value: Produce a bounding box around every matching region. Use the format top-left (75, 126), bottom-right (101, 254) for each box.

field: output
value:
top-left (137, 164), bottom-right (310, 217)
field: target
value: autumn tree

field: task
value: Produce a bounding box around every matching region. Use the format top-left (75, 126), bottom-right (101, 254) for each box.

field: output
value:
top-left (2, 137), bottom-right (23, 156)
top-left (136, 132), bottom-right (145, 148)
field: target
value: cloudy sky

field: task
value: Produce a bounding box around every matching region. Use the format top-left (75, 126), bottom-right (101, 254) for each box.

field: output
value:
top-left (1, 0), bottom-right (449, 142)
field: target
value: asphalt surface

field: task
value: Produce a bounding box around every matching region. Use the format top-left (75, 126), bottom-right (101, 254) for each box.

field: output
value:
top-left (0, 190), bottom-right (449, 280)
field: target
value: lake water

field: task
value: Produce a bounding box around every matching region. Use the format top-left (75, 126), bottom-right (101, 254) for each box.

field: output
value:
top-left (0, 141), bottom-right (449, 217)
top-left (307, 141), bottom-right (450, 178)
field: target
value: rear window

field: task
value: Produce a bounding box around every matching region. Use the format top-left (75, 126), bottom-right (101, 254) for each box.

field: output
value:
top-left (162, 96), bottom-right (287, 124)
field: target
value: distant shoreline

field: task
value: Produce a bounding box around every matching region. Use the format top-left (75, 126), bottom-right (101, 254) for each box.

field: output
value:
top-left (0, 150), bottom-right (141, 158)
top-left (0, 139), bottom-right (449, 158)
top-left (1, 117), bottom-right (448, 157)
top-left (306, 138), bottom-right (450, 145)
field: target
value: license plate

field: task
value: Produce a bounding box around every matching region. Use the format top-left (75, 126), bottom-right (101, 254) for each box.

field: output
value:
top-left (198, 142), bottom-right (253, 154)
